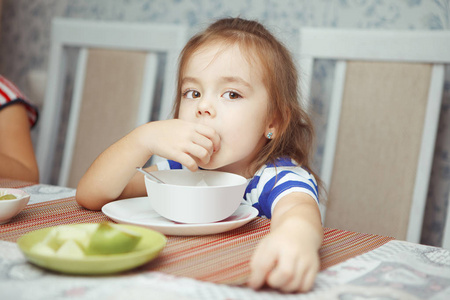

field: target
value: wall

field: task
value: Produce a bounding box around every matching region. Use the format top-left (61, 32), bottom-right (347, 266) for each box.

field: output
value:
top-left (0, 0), bottom-right (449, 247)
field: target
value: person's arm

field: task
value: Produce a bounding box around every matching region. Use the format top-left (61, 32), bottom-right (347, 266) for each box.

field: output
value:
top-left (0, 104), bottom-right (39, 182)
top-left (76, 119), bottom-right (220, 210)
top-left (248, 192), bottom-right (323, 293)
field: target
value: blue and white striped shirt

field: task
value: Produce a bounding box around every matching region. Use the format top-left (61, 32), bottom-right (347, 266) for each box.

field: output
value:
top-left (156, 157), bottom-right (319, 219)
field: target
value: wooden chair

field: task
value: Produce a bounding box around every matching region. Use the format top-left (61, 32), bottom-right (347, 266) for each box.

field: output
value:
top-left (299, 28), bottom-right (450, 243)
top-left (36, 18), bottom-right (186, 188)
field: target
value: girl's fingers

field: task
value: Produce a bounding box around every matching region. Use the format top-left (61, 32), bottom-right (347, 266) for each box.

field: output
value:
top-left (279, 256), bottom-right (318, 293)
top-left (248, 244), bottom-right (276, 289)
top-left (195, 124), bottom-right (220, 152)
top-left (192, 134), bottom-right (215, 156)
top-left (266, 251), bottom-right (296, 289)
top-left (210, 132), bottom-right (220, 153)
top-left (184, 124), bottom-right (220, 164)
top-left (297, 259), bottom-right (319, 293)
top-left (250, 245), bottom-right (319, 293)
top-left (176, 153), bottom-right (198, 172)
top-left (186, 144), bottom-right (212, 164)
top-left (279, 260), bottom-right (308, 293)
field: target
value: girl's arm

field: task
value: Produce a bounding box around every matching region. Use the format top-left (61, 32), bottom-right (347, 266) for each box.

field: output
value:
top-left (0, 104), bottom-right (39, 182)
top-left (76, 125), bottom-right (153, 210)
top-left (76, 119), bottom-right (219, 210)
top-left (247, 192), bottom-right (323, 293)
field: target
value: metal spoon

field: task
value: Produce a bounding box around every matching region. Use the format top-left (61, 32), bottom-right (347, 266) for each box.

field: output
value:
top-left (136, 167), bottom-right (166, 184)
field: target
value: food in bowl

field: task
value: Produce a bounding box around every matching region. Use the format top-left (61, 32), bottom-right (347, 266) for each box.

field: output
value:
top-left (144, 170), bottom-right (247, 224)
top-left (0, 188), bottom-right (30, 224)
top-left (0, 193), bottom-right (17, 200)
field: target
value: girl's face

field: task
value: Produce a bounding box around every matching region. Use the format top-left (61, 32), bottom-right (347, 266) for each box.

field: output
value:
top-left (178, 43), bottom-right (271, 177)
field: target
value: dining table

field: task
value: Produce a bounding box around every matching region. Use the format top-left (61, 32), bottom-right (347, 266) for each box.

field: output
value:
top-left (1, 177), bottom-right (450, 300)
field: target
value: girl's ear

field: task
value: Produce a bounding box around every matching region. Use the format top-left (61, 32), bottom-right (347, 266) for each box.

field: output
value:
top-left (265, 116), bottom-right (279, 140)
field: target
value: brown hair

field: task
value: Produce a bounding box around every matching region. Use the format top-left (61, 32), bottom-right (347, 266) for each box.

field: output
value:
top-left (173, 17), bottom-right (322, 197)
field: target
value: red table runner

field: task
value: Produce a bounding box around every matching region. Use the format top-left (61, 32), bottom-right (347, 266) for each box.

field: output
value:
top-left (0, 195), bottom-right (394, 285)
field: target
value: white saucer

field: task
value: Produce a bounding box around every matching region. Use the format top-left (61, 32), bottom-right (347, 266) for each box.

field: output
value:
top-left (102, 197), bottom-right (259, 236)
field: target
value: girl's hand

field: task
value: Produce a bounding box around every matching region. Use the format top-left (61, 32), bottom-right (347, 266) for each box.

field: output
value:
top-left (144, 119), bottom-right (220, 171)
top-left (247, 193), bottom-right (323, 293)
top-left (76, 119), bottom-right (220, 210)
top-left (248, 223), bottom-right (320, 293)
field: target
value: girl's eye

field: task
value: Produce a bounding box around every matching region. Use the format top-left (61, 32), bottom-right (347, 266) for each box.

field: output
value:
top-left (222, 91), bottom-right (242, 100)
top-left (184, 90), bottom-right (201, 99)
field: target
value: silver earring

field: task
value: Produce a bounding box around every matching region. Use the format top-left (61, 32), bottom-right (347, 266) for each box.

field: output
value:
top-left (267, 132), bottom-right (273, 139)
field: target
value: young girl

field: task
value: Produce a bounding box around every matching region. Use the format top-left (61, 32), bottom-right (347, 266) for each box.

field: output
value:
top-left (77, 17), bottom-right (323, 293)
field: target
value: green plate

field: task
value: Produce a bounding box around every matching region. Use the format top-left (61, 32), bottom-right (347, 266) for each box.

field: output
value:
top-left (17, 223), bottom-right (167, 275)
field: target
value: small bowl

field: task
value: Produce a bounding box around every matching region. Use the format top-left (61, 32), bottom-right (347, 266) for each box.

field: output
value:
top-left (144, 170), bottom-right (247, 224)
top-left (0, 188), bottom-right (30, 224)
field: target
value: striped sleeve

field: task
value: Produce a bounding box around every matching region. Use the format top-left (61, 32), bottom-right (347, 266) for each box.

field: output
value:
top-left (156, 159), bottom-right (185, 171)
top-left (0, 75), bottom-right (39, 128)
top-left (244, 160), bottom-right (319, 219)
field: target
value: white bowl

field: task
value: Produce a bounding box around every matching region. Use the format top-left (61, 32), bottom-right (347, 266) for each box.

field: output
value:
top-left (144, 170), bottom-right (247, 224)
top-left (0, 188), bottom-right (30, 224)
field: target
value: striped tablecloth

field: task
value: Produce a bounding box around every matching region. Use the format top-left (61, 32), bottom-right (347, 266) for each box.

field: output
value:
top-left (0, 180), bottom-right (394, 285)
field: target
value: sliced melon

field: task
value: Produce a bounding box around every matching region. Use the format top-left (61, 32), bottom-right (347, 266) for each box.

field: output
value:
top-left (30, 242), bottom-right (56, 256)
top-left (50, 226), bottom-right (92, 250)
top-left (55, 240), bottom-right (86, 258)
top-left (87, 222), bottom-right (142, 255)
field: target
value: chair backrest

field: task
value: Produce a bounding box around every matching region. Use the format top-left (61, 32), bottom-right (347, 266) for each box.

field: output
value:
top-left (299, 28), bottom-right (450, 243)
top-left (36, 18), bottom-right (186, 188)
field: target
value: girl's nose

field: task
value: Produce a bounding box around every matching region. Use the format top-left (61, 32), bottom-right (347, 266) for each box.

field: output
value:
top-left (196, 98), bottom-right (216, 118)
